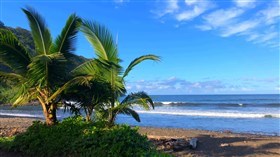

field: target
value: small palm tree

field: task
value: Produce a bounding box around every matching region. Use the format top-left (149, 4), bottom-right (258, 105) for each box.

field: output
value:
top-left (77, 21), bottom-right (160, 126)
top-left (60, 79), bottom-right (111, 121)
top-left (0, 7), bottom-right (81, 125)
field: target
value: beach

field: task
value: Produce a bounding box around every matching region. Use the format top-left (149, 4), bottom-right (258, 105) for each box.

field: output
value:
top-left (1, 116), bottom-right (279, 157)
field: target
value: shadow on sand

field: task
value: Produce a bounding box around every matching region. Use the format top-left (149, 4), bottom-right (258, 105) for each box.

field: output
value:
top-left (189, 135), bottom-right (280, 157)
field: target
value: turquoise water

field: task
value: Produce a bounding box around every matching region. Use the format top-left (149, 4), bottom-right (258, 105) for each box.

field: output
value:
top-left (1, 94), bottom-right (279, 135)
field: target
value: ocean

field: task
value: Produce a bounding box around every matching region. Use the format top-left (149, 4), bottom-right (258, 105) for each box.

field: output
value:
top-left (0, 94), bottom-right (279, 135)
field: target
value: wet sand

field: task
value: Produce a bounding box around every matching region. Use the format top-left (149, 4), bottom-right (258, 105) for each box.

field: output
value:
top-left (0, 116), bottom-right (279, 157)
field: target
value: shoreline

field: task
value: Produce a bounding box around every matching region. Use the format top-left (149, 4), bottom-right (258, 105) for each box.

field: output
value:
top-left (0, 114), bottom-right (279, 137)
top-left (1, 116), bottom-right (280, 156)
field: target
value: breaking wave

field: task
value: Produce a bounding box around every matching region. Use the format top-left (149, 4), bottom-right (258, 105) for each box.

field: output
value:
top-left (154, 102), bottom-right (280, 107)
top-left (136, 110), bottom-right (280, 118)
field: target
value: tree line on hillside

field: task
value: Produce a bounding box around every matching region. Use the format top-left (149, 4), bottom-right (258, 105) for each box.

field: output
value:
top-left (0, 7), bottom-right (160, 127)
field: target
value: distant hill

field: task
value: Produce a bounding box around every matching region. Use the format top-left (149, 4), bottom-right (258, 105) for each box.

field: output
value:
top-left (0, 21), bottom-right (88, 73)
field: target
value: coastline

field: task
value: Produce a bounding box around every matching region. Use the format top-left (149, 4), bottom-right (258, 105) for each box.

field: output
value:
top-left (1, 116), bottom-right (279, 156)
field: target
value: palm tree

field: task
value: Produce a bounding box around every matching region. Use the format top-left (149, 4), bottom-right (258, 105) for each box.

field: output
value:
top-left (0, 7), bottom-right (81, 125)
top-left (60, 79), bottom-right (112, 122)
top-left (77, 21), bottom-right (160, 126)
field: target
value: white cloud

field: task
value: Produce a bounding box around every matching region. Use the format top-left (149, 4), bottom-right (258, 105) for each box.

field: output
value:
top-left (154, 0), bottom-right (179, 17)
top-left (176, 6), bottom-right (205, 21)
top-left (196, 25), bottom-right (212, 31)
top-left (259, 5), bottom-right (280, 25)
top-left (233, 0), bottom-right (256, 8)
top-left (126, 77), bottom-right (280, 94)
top-left (185, 0), bottom-right (199, 6)
top-left (113, 0), bottom-right (129, 8)
top-left (153, 0), bottom-right (279, 48)
top-left (221, 20), bottom-right (259, 37)
top-left (176, 0), bottom-right (213, 21)
top-left (126, 77), bottom-right (227, 94)
top-left (167, 0), bottom-right (179, 12)
top-left (114, 0), bottom-right (129, 3)
top-left (199, 8), bottom-right (244, 30)
top-left (257, 32), bottom-right (278, 43)
top-left (200, 2), bottom-right (279, 47)
top-left (154, 0), bottom-right (213, 21)
top-left (246, 33), bottom-right (260, 41)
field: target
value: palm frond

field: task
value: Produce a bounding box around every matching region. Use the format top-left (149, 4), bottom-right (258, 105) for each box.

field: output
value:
top-left (117, 107), bottom-right (140, 122)
top-left (0, 72), bottom-right (24, 83)
top-left (48, 75), bottom-right (95, 101)
top-left (123, 55), bottom-right (160, 79)
top-left (12, 84), bottom-right (37, 106)
top-left (120, 91), bottom-right (154, 110)
top-left (27, 53), bottom-right (65, 87)
top-left (72, 59), bottom-right (104, 77)
top-left (22, 7), bottom-right (52, 55)
top-left (0, 29), bottom-right (30, 74)
top-left (80, 20), bottom-right (119, 63)
top-left (51, 14), bottom-right (81, 58)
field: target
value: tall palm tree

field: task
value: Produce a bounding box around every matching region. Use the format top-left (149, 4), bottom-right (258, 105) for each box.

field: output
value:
top-left (76, 21), bottom-right (160, 126)
top-left (0, 7), bottom-right (81, 125)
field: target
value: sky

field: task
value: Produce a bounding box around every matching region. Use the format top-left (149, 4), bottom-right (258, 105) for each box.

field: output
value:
top-left (0, 0), bottom-right (279, 95)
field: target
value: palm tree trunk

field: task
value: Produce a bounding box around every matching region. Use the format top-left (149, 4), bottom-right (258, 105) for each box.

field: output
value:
top-left (85, 109), bottom-right (92, 122)
top-left (107, 99), bottom-right (115, 127)
top-left (44, 103), bottom-right (57, 125)
top-left (85, 105), bottom-right (94, 122)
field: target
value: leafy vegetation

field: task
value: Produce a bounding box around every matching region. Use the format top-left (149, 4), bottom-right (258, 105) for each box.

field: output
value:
top-left (0, 116), bottom-right (168, 157)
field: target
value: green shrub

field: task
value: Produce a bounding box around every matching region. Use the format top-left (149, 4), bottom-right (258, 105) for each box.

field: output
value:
top-left (0, 136), bottom-right (14, 150)
top-left (0, 116), bottom-right (168, 157)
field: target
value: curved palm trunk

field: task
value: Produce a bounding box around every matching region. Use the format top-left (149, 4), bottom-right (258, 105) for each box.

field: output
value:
top-left (41, 103), bottom-right (57, 125)
top-left (107, 97), bottom-right (115, 127)
top-left (108, 110), bottom-right (117, 127)
top-left (44, 103), bottom-right (57, 125)
top-left (85, 105), bottom-right (94, 122)
top-left (38, 97), bottom-right (57, 125)
top-left (37, 89), bottom-right (58, 125)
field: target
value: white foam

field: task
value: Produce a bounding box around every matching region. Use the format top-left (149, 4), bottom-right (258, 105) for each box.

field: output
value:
top-left (135, 110), bottom-right (280, 118)
top-left (160, 102), bottom-right (182, 105)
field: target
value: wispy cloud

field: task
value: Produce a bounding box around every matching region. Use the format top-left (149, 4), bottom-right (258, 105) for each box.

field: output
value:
top-left (153, 0), bottom-right (279, 48)
top-left (175, 0), bottom-right (213, 21)
top-left (126, 77), bottom-right (226, 94)
top-left (198, 7), bottom-right (244, 30)
top-left (113, 0), bottom-right (129, 8)
top-left (126, 77), bottom-right (279, 94)
top-left (240, 77), bottom-right (280, 83)
top-left (126, 76), bottom-right (280, 94)
top-left (233, 0), bottom-right (256, 8)
top-left (221, 19), bottom-right (259, 37)
top-left (153, 0), bottom-right (179, 18)
top-left (153, 0), bottom-right (214, 21)
top-left (114, 0), bottom-right (129, 4)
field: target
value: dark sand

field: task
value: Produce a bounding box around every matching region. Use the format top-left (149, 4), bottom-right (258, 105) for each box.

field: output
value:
top-left (0, 116), bottom-right (279, 157)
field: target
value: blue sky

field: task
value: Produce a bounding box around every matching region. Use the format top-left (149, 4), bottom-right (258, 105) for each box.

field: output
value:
top-left (1, 0), bottom-right (279, 94)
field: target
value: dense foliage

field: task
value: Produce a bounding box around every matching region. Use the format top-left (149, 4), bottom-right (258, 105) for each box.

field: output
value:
top-left (0, 117), bottom-right (167, 157)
